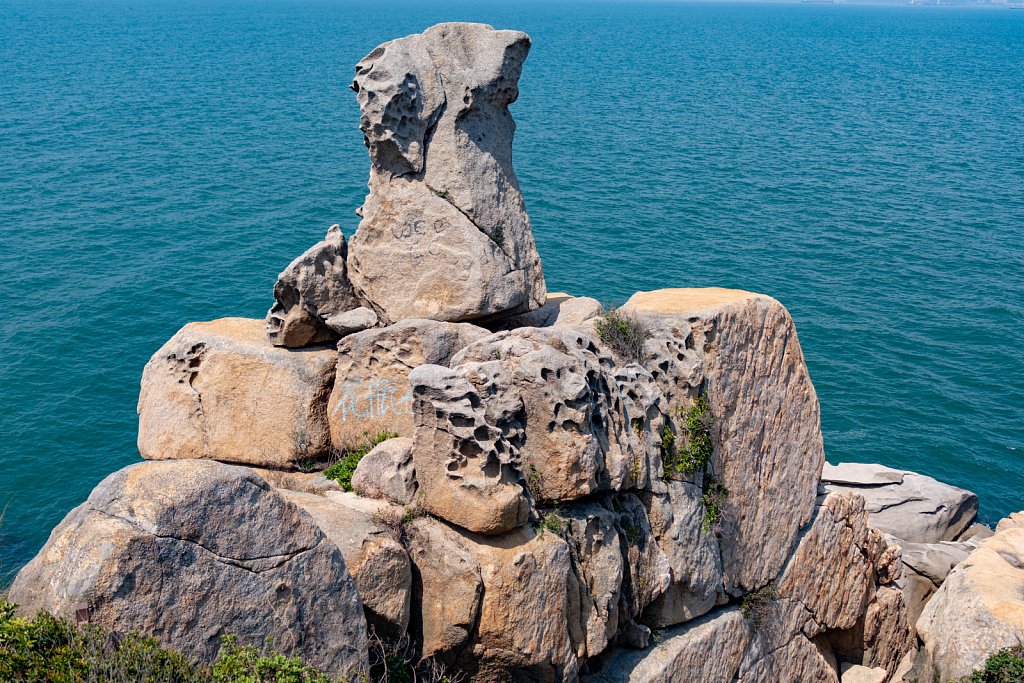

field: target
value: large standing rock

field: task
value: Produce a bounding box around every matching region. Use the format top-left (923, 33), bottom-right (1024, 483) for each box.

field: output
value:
top-left (914, 512), bottom-right (1024, 681)
top-left (822, 463), bottom-right (978, 544)
top-left (347, 22), bottom-right (545, 323)
top-left (327, 319), bottom-right (488, 450)
top-left (451, 326), bottom-right (644, 502)
top-left (138, 318), bottom-right (336, 468)
top-left (9, 461), bottom-right (368, 677)
top-left (266, 224), bottom-right (364, 347)
top-left (622, 288), bottom-right (825, 595)
top-left (409, 364), bottom-right (528, 534)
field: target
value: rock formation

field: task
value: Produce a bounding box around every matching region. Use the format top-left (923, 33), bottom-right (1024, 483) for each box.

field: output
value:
top-left (10, 21), bottom-right (1020, 683)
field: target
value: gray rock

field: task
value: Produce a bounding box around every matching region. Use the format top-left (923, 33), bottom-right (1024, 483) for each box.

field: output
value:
top-left (914, 512), bottom-right (1024, 681)
top-left (324, 306), bottom-right (378, 336)
top-left (327, 319), bottom-right (489, 450)
top-left (348, 23), bottom-right (546, 323)
top-left (824, 470), bottom-right (978, 544)
top-left (898, 539), bottom-right (973, 586)
top-left (350, 436), bottom-right (417, 504)
top-left (822, 462), bottom-right (905, 486)
top-left (279, 490), bottom-right (412, 636)
top-left (10, 461), bottom-right (368, 677)
top-left (266, 225), bottom-right (362, 347)
top-left (409, 364), bottom-right (528, 534)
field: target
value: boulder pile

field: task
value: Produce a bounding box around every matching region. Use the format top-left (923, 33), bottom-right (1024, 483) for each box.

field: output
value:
top-left (10, 21), bottom-right (1021, 683)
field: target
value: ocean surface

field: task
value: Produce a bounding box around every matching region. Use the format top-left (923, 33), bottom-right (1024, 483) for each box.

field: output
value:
top-left (1, 0), bottom-right (1022, 580)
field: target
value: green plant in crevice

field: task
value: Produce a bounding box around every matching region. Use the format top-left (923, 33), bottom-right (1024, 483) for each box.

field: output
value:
top-left (594, 308), bottom-right (650, 364)
top-left (524, 463), bottom-right (543, 501)
top-left (740, 582), bottom-right (777, 627)
top-left (672, 393), bottom-right (715, 476)
top-left (325, 431), bottom-right (400, 492)
top-left (699, 478), bottom-right (730, 533)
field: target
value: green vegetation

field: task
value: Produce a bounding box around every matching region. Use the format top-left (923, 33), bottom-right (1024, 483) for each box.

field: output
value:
top-left (525, 463), bottom-right (543, 501)
top-left (325, 432), bottom-right (399, 492)
top-left (426, 186), bottom-right (449, 199)
top-left (666, 394), bottom-right (715, 476)
top-left (594, 308), bottom-right (650, 364)
top-left (0, 599), bottom-right (464, 683)
top-left (534, 512), bottom-right (564, 538)
top-left (959, 645), bottom-right (1024, 682)
top-left (699, 478), bottom-right (729, 533)
top-left (740, 582), bottom-right (777, 627)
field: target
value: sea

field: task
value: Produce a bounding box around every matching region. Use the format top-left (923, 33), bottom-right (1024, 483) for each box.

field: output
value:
top-left (1, 0), bottom-right (1022, 580)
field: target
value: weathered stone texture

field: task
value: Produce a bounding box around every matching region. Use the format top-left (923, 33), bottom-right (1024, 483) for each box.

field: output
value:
top-left (623, 288), bottom-right (825, 595)
top-left (350, 436), bottom-right (417, 504)
top-left (348, 23), bottom-right (545, 323)
top-left (9, 461), bottom-right (368, 677)
top-left (266, 224), bottom-right (363, 347)
top-left (327, 319), bottom-right (488, 450)
top-left (137, 317), bottom-right (336, 468)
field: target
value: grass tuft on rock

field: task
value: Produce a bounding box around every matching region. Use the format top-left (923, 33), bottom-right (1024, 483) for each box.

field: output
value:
top-left (325, 431), bottom-right (399, 492)
top-left (594, 308), bottom-right (650, 364)
top-left (740, 582), bottom-right (777, 627)
top-left (662, 393), bottom-right (715, 479)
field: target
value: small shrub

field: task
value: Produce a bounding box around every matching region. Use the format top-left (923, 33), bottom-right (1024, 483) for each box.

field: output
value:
top-left (535, 513), bottom-right (564, 538)
top-left (740, 582), bottom-right (777, 627)
top-left (325, 431), bottom-right (399, 492)
top-left (663, 393), bottom-right (715, 478)
top-left (212, 634), bottom-right (333, 682)
top-left (960, 644), bottom-right (1024, 682)
top-left (594, 308), bottom-right (650, 364)
top-left (699, 478), bottom-right (729, 533)
top-left (524, 463), bottom-right (543, 500)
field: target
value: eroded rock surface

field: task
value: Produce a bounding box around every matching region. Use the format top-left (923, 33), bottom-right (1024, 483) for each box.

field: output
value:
top-left (266, 225), bottom-right (363, 347)
top-left (351, 436), bottom-right (417, 504)
top-left (623, 288), bottom-right (825, 595)
top-left (348, 23), bottom-right (545, 323)
top-left (327, 319), bottom-right (488, 450)
top-left (9, 461), bottom-right (368, 677)
top-left (138, 318), bottom-right (336, 468)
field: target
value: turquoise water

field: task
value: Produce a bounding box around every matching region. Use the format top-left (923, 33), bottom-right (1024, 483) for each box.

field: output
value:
top-left (1, 0), bottom-right (1022, 578)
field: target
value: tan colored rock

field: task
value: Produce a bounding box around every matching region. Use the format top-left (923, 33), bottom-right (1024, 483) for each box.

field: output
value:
top-left (137, 318), bottom-right (336, 468)
top-left (778, 493), bottom-right (874, 634)
top-left (406, 518), bottom-right (483, 660)
top-left (348, 23), bottom-right (545, 323)
top-left (266, 224), bottom-right (363, 347)
top-left (409, 364), bottom-right (528, 534)
top-left (840, 664), bottom-right (888, 683)
top-left (9, 461), bottom-right (368, 677)
top-left (585, 607), bottom-right (751, 683)
top-left (452, 326), bottom-right (644, 502)
top-left (327, 319), bottom-right (488, 450)
top-left (862, 585), bottom-right (913, 673)
top-left (278, 490), bottom-right (412, 635)
top-left (350, 436), bottom-right (417, 504)
top-left (622, 288), bottom-right (825, 595)
top-left (915, 513), bottom-right (1024, 681)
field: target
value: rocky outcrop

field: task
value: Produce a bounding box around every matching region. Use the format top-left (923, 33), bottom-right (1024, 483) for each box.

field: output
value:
top-left (137, 318), bottom-right (336, 468)
top-left (9, 460), bottom-right (368, 677)
top-left (494, 292), bottom-right (603, 330)
top-left (266, 225), bottom-right (363, 347)
top-left (623, 287), bottom-right (825, 595)
top-left (327, 319), bottom-right (488, 449)
top-left (822, 462), bottom-right (978, 544)
top-left (347, 23), bottom-right (545, 323)
top-left (913, 513), bottom-right (1024, 681)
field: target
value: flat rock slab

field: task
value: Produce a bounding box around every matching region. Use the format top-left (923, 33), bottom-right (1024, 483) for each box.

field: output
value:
top-left (824, 470), bottom-right (977, 544)
top-left (137, 317), bottom-right (336, 468)
top-left (822, 462), bottom-right (905, 486)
